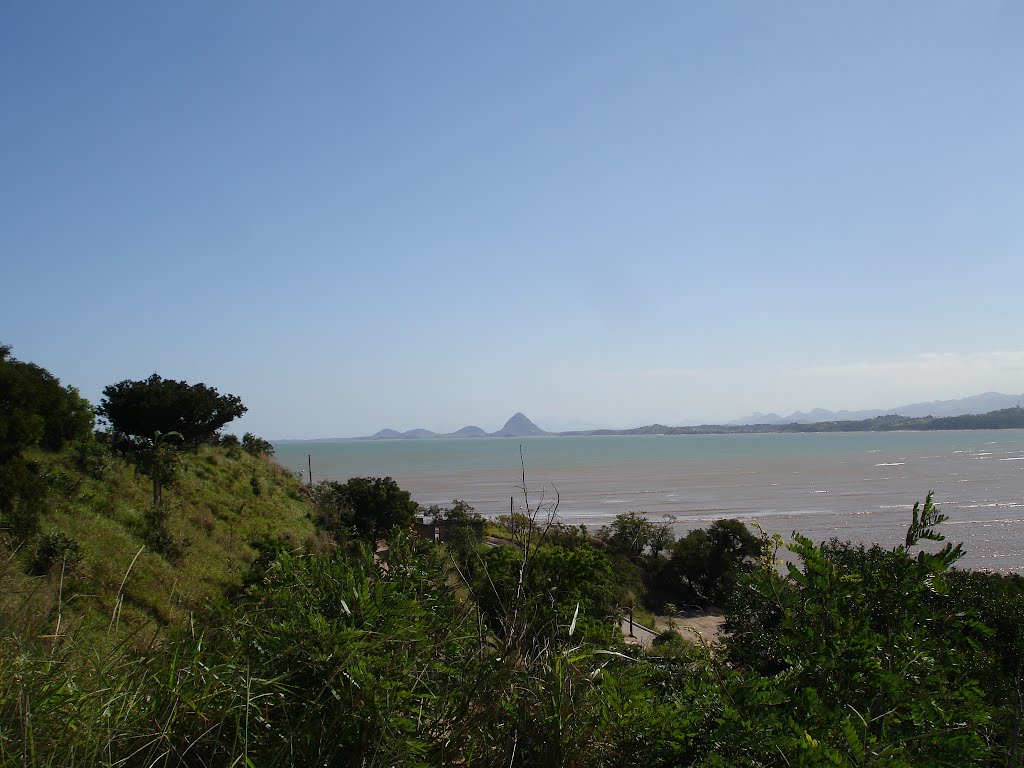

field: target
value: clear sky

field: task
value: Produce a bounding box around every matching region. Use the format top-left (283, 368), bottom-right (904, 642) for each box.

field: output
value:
top-left (3, 2), bottom-right (1023, 437)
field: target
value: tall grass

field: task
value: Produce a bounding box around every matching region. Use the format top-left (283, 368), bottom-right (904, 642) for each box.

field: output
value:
top-left (0, 442), bottom-right (322, 766)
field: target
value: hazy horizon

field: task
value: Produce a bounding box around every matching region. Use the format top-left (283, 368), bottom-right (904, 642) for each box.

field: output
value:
top-left (270, 389), bottom-right (1024, 441)
top-left (4, 3), bottom-right (1022, 440)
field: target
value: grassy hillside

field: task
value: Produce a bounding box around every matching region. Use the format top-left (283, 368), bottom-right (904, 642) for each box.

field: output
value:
top-left (11, 441), bottom-right (320, 639)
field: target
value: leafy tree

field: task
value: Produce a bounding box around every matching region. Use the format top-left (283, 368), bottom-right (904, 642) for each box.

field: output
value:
top-left (98, 373), bottom-right (246, 450)
top-left (543, 521), bottom-right (592, 550)
top-left (0, 458), bottom-right (46, 538)
top-left (0, 344), bottom-right (93, 460)
top-left (599, 511), bottom-right (674, 559)
top-left (0, 344), bottom-right (93, 536)
top-left (424, 499), bottom-right (485, 576)
top-left (136, 429), bottom-right (183, 507)
top-left (945, 569), bottom-right (1024, 761)
top-left (475, 541), bottom-right (618, 648)
top-left (660, 519), bottom-right (760, 607)
top-left (439, 498), bottom-right (480, 524)
top-left (313, 476), bottom-right (419, 542)
top-left (495, 510), bottom-right (539, 547)
top-left (241, 432), bottom-right (274, 456)
top-left (723, 494), bottom-right (993, 764)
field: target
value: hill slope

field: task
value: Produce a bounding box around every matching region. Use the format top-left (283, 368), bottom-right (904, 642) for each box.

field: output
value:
top-left (15, 442), bottom-right (319, 636)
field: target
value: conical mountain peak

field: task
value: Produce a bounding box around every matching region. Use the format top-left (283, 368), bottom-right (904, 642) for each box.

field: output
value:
top-left (492, 412), bottom-right (547, 437)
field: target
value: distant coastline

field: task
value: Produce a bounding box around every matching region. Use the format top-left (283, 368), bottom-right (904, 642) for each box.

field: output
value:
top-left (557, 407), bottom-right (1024, 436)
top-left (296, 406), bottom-right (1024, 443)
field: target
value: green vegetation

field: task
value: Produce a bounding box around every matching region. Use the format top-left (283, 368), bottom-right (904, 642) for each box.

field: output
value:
top-left (595, 512), bottom-right (761, 611)
top-left (6, 345), bottom-right (1024, 765)
top-left (241, 430), bottom-right (275, 456)
top-left (99, 373), bottom-right (246, 449)
top-left (660, 519), bottom-right (761, 606)
top-left (313, 475), bottom-right (419, 542)
top-left (98, 373), bottom-right (249, 509)
top-left (0, 344), bottom-right (93, 538)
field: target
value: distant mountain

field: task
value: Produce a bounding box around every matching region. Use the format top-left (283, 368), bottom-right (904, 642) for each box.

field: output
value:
top-left (897, 392), bottom-right (1024, 418)
top-left (728, 392), bottom-right (1024, 426)
top-left (491, 412), bottom-right (548, 437)
top-left (363, 394), bottom-right (1024, 441)
top-left (367, 414), bottom-right (548, 440)
top-left (370, 427), bottom-right (438, 439)
top-left (448, 425), bottom-right (487, 437)
top-left (571, 407), bottom-right (1024, 435)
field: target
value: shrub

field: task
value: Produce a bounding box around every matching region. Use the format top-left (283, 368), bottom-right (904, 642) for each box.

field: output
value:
top-left (28, 532), bottom-right (83, 576)
top-left (241, 432), bottom-right (274, 457)
top-left (70, 438), bottom-right (109, 479)
top-left (313, 476), bottom-right (418, 543)
top-left (142, 506), bottom-right (189, 563)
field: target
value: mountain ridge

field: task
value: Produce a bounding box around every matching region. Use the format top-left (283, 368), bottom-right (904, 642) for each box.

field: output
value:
top-left (728, 391), bottom-right (1024, 426)
top-left (358, 392), bottom-right (1024, 440)
top-left (368, 413), bottom-right (547, 440)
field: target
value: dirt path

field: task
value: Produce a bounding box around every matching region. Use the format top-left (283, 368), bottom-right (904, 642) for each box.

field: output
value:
top-left (621, 610), bottom-right (725, 648)
top-left (655, 611), bottom-right (725, 645)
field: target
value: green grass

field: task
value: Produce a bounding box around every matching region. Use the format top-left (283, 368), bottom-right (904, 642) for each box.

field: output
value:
top-left (17, 443), bottom-right (319, 637)
top-left (0, 441), bottom-right (329, 765)
top-left (485, 520), bottom-right (514, 542)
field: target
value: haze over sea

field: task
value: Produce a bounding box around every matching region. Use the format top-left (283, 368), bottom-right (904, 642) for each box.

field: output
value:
top-left (274, 430), bottom-right (1024, 572)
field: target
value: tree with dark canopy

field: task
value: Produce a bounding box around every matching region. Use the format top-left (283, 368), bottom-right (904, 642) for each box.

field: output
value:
top-left (241, 432), bottom-right (274, 457)
top-left (0, 344), bottom-right (94, 535)
top-left (98, 374), bottom-right (246, 450)
top-left (313, 476), bottom-right (419, 543)
top-left (659, 518), bottom-right (761, 607)
top-left (598, 511), bottom-right (674, 559)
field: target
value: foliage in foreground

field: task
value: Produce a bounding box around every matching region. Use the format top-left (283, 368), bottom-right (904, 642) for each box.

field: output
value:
top-left (7, 485), bottom-right (1024, 765)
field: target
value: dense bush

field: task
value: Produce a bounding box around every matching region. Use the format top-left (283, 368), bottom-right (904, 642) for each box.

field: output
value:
top-left (723, 494), bottom-right (995, 763)
top-left (313, 476), bottom-right (419, 542)
top-left (474, 540), bottom-right (619, 649)
top-left (0, 344), bottom-right (94, 537)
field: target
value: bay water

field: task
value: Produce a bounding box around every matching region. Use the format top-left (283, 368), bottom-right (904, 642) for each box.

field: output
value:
top-left (273, 430), bottom-right (1024, 571)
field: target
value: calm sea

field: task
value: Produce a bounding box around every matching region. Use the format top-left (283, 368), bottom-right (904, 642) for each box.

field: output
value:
top-left (273, 430), bottom-right (1024, 571)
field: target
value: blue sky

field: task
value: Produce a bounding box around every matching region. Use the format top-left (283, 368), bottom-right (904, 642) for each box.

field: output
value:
top-left (3, 2), bottom-right (1023, 437)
